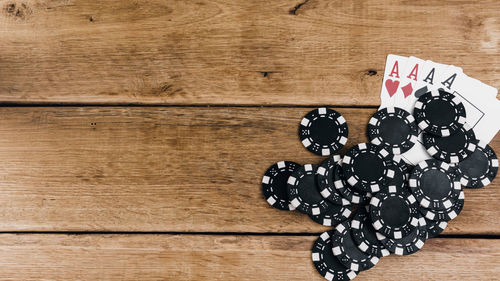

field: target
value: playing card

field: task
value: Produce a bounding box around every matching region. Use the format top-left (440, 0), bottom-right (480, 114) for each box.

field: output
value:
top-left (397, 56), bottom-right (426, 113)
top-left (380, 54), bottom-right (407, 109)
top-left (400, 133), bottom-right (431, 165)
top-left (446, 71), bottom-right (500, 143)
top-left (435, 65), bottom-right (463, 92)
top-left (412, 60), bottom-right (449, 99)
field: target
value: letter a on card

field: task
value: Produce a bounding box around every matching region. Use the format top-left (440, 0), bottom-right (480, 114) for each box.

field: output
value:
top-left (380, 54), bottom-right (407, 109)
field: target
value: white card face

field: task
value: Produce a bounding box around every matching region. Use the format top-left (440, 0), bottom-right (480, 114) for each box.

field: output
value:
top-left (397, 56), bottom-right (426, 113)
top-left (435, 65), bottom-right (463, 92)
top-left (413, 60), bottom-right (447, 95)
top-left (447, 71), bottom-right (500, 143)
top-left (400, 132), bottom-right (431, 166)
top-left (380, 55), bottom-right (407, 109)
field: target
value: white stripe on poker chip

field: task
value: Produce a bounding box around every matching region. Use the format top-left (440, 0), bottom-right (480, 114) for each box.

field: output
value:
top-left (381, 249), bottom-right (390, 257)
top-left (288, 203), bottom-right (296, 210)
top-left (291, 198), bottom-right (300, 208)
top-left (370, 256), bottom-right (380, 265)
top-left (359, 143), bottom-right (367, 150)
top-left (386, 169), bottom-right (395, 178)
top-left (395, 247), bottom-right (404, 255)
top-left (336, 223), bottom-right (346, 233)
top-left (277, 161), bottom-right (286, 168)
top-left (453, 182), bottom-right (461, 190)
top-left (372, 138), bottom-right (382, 145)
top-left (350, 263), bottom-right (359, 272)
top-left (287, 176), bottom-right (297, 185)
top-left (380, 148), bottom-right (389, 158)
top-left (418, 161), bottom-right (428, 168)
top-left (388, 185), bottom-right (397, 193)
top-left (325, 272), bottom-right (334, 281)
top-left (428, 146), bottom-right (438, 155)
top-left (386, 107), bottom-right (395, 113)
top-left (430, 89), bottom-right (440, 96)
top-left (408, 194), bottom-right (417, 204)
top-left (312, 207), bottom-right (320, 215)
top-left (317, 166), bottom-right (326, 176)
top-left (332, 155), bottom-right (341, 162)
top-left (477, 140), bottom-right (487, 148)
top-left (262, 175), bottom-right (270, 184)
top-left (467, 143), bottom-right (476, 151)
top-left (492, 159), bottom-right (499, 167)
top-left (267, 197), bottom-right (276, 205)
top-left (440, 161), bottom-right (450, 169)
top-left (451, 96), bottom-right (461, 105)
top-left (443, 200), bottom-right (453, 209)
top-left (448, 211), bottom-right (458, 220)
top-left (340, 136), bottom-right (348, 145)
top-left (347, 271), bottom-right (357, 280)
top-left (375, 232), bottom-right (385, 241)
top-left (425, 211), bottom-right (436, 221)
top-left (407, 114), bottom-right (415, 123)
top-left (320, 189), bottom-right (331, 198)
top-left (318, 107), bottom-right (327, 114)
top-left (450, 155), bottom-right (459, 163)
top-left (338, 115), bottom-right (346, 124)
top-left (458, 116), bottom-right (466, 125)
top-left (370, 184), bottom-right (380, 193)
top-left (410, 217), bottom-right (419, 226)
top-left (304, 164), bottom-right (313, 171)
top-left (439, 221), bottom-right (448, 229)
top-left (416, 239), bottom-right (425, 249)
top-left (343, 155), bottom-right (352, 164)
top-left (343, 209), bottom-right (352, 217)
top-left (320, 231), bottom-right (330, 240)
top-left (312, 252), bottom-right (320, 261)
top-left (414, 101), bottom-right (423, 109)
top-left (370, 197), bottom-right (380, 206)
top-left (420, 198), bottom-right (430, 208)
top-left (358, 242), bottom-right (369, 252)
top-left (409, 178), bottom-right (417, 187)
top-left (351, 219), bottom-right (360, 229)
top-left (441, 128), bottom-right (450, 137)
top-left (418, 121), bottom-right (429, 130)
top-left (323, 218), bottom-right (332, 226)
top-left (393, 231), bottom-right (402, 239)
top-left (301, 138), bottom-right (311, 147)
top-left (463, 122), bottom-right (472, 130)
top-left (347, 176), bottom-right (358, 186)
top-left (459, 191), bottom-right (465, 200)
top-left (341, 198), bottom-right (350, 205)
top-left (482, 178), bottom-right (491, 186)
top-left (460, 177), bottom-right (468, 185)
top-left (393, 147), bottom-right (401, 155)
top-left (321, 148), bottom-right (330, 156)
top-left (300, 117), bottom-right (310, 127)
top-left (332, 246), bottom-right (341, 256)
top-left (373, 220), bottom-right (382, 230)
top-left (410, 134), bottom-right (418, 142)
top-left (369, 117), bottom-right (378, 125)
top-left (352, 196), bottom-right (361, 204)
top-left (334, 179), bottom-right (344, 189)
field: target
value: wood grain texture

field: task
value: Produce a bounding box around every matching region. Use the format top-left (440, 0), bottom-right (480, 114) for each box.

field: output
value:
top-left (0, 106), bottom-right (497, 233)
top-left (0, 234), bottom-right (496, 280)
top-left (0, 0), bottom-right (499, 105)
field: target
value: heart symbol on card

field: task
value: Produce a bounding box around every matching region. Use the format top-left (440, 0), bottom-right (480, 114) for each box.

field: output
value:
top-left (385, 79), bottom-right (400, 97)
top-left (414, 86), bottom-right (428, 98)
top-left (402, 83), bottom-right (413, 98)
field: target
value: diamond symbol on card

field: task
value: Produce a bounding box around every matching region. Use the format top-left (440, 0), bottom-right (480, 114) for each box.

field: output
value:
top-left (402, 83), bottom-right (413, 98)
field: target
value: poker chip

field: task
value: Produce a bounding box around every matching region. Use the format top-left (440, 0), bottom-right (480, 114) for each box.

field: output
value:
top-left (367, 107), bottom-right (418, 155)
top-left (316, 155), bottom-right (351, 206)
top-left (409, 159), bottom-right (462, 210)
top-left (299, 107), bottom-right (348, 156)
top-left (287, 164), bottom-right (332, 215)
top-left (393, 154), bottom-right (412, 179)
top-left (308, 203), bottom-right (354, 226)
top-left (376, 215), bottom-right (427, 255)
top-left (262, 161), bottom-right (300, 210)
top-left (342, 143), bottom-right (396, 193)
top-left (454, 140), bottom-right (498, 188)
top-left (332, 221), bottom-right (380, 272)
top-left (312, 231), bottom-right (358, 281)
top-left (369, 187), bottom-right (419, 239)
top-left (420, 190), bottom-right (465, 221)
top-left (424, 218), bottom-right (448, 238)
top-left (333, 161), bottom-right (371, 205)
top-left (423, 123), bottom-right (477, 164)
top-left (414, 89), bottom-right (466, 137)
top-left (351, 207), bottom-right (390, 257)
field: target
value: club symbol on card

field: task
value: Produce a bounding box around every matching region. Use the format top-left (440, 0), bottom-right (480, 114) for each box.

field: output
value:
top-left (402, 83), bottom-right (413, 98)
top-left (385, 79), bottom-right (400, 97)
top-left (414, 86), bottom-right (428, 98)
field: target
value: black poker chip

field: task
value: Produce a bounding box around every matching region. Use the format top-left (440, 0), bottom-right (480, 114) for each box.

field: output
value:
top-left (342, 143), bottom-right (396, 193)
top-left (367, 107), bottom-right (418, 155)
top-left (308, 203), bottom-right (354, 226)
top-left (334, 161), bottom-right (371, 205)
top-left (262, 161), bottom-right (301, 210)
top-left (423, 123), bottom-right (477, 164)
top-left (413, 89), bottom-right (466, 137)
top-left (369, 188), bottom-right (419, 239)
top-left (351, 207), bottom-right (390, 257)
top-left (454, 140), bottom-right (498, 188)
top-left (312, 231), bottom-right (358, 281)
top-left (409, 159), bottom-right (462, 210)
top-left (420, 190), bottom-right (465, 221)
top-left (287, 164), bottom-right (332, 215)
top-left (299, 107), bottom-right (349, 156)
top-left (424, 218), bottom-right (448, 238)
top-left (331, 221), bottom-right (380, 272)
top-left (376, 215), bottom-right (427, 255)
top-left (316, 155), bottom-right (351, 206)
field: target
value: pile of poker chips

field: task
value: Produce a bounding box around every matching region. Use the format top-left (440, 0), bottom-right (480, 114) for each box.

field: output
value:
top-left (261, 90), bottom-right (498, 280)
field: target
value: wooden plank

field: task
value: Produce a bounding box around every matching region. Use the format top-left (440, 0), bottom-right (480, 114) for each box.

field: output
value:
top-left (0, 0), bottom-right (499, 105)
top-left (0, 234), bottom-right (497, 280)
top-left (0, 107), bottom-right (497, 233)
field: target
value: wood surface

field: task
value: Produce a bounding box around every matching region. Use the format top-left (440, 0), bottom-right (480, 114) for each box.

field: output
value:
top-left (0, 0), bottom-right (499, 279)
top-left (0, 0), bottom-right (499, 105)
top-left (0, 106), bottom-right (496, 234)
top-left (0, 234), bottom-right (496, 281)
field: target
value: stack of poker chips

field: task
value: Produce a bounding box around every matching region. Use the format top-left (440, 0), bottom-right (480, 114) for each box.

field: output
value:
top-left (261, 91), bottom-right (498, 280)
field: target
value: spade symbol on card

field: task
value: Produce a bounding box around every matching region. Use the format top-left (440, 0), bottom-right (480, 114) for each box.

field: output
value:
top-left (414, 86), bottom-right (428, 98)
top-left (385, 79), bottom-right (400, 97)
top-left (402, 83), bottom-right (413, 98)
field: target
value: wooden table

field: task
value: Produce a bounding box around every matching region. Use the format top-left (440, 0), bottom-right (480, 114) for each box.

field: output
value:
top-left (1, 0), bottom-right (499, 280)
